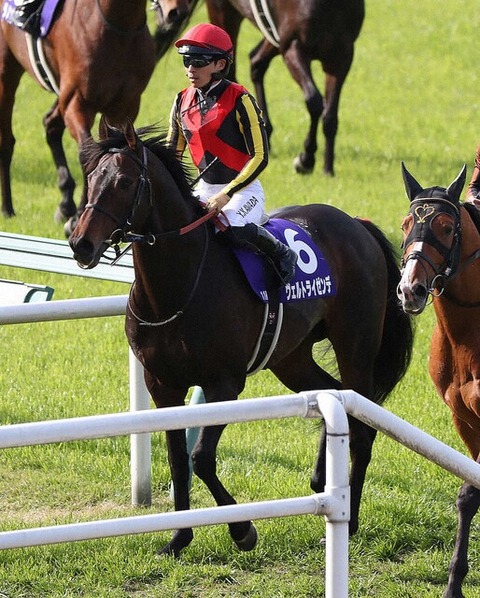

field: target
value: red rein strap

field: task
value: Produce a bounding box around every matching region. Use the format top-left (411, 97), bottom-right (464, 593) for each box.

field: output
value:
top-left (179, 210), bottom-right (228, 235)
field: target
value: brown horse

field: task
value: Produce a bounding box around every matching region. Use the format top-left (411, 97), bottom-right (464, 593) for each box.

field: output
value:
top-left (154, 0), bottom-right (364, 176)
top-left (69, 117), bottom-right (413, 558)
top-left (397, 163), bottom-right (480, 598)
top-left (0, 0), bottom-right (155, 223)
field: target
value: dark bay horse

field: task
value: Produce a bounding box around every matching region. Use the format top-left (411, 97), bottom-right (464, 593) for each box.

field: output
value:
top-left (397, 164), bottom-right (480, 598)
top-left (0, 0), bottom-right (155, 223)
top-left (69, 117), bottom-right (413, 558)
top-left (154, 0), bottom-right (364, 176)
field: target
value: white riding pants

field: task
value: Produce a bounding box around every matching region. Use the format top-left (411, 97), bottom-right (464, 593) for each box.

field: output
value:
top-left (194, 179), bottom-right (268, 227)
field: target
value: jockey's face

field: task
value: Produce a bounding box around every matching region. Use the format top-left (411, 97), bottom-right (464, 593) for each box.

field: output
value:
top-left (183, 57), bottom-right (226, 89)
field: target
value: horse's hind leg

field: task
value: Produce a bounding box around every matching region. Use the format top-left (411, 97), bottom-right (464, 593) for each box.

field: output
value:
top-left (0, 38), bottom-right (23, 217)
top-left (43, 101), bottom-right (77, 223)
top-left (271, 333), bottom-right (377, 536)
top-left (249, 40), bottom-right (279, 142)
top-left (282, 40), bottom-right (323, 174)
top-left (444, 481), bottom-right (480, 598)
top-left (192, 422), bottom-right (257, 551)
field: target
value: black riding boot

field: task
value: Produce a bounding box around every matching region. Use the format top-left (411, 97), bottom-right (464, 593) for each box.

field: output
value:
top-left (228, 223), bottom-right (298, 285)
top-left (13, 0), bottom-right (43, 35)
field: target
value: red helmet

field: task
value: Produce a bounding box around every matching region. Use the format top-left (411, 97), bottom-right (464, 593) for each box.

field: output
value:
top-left (175, 23), bottom-right (233, 62)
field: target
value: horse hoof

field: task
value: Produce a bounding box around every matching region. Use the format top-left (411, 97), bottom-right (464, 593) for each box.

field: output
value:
top-left (155, 528), bottom-right (194, 559)
top-left (293, 155), bottom-right (314, 174)
top-left (235, 523), bottom-right (258, 552)
top-left (64, 215), bottom-right (78, 238)
top-left (54, 206), bottom-right (68, 224)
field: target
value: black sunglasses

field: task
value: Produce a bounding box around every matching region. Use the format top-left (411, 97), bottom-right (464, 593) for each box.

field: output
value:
top-left (182, 55), bottom-right (217, 68)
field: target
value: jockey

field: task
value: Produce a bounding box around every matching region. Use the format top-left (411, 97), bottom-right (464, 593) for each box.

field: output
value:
top-left (466, 143), bottom-right (480, 209)
top-left (11, 0), bottom-right (43, 35)
top-left (167, 23), bottom-right (297, 286)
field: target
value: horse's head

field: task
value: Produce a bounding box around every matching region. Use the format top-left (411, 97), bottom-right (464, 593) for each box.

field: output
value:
top-left (397, 162), bottom-right (466, 314)
top-left (69, 117), bottom-right (152, 269)
top-left (152, 0), bottom-right (194, 60)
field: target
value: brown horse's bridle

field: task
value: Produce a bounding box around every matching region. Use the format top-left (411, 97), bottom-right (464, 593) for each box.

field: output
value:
top-left (402, 198), bottom-right (480, 304)
top-left (401, 197), bottom-right (461, 296)
top-left (85, 145), bottom-right (218, 264)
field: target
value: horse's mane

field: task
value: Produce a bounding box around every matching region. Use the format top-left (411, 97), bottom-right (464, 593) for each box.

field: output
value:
top-left (80, 124), bottom-right (199, 211)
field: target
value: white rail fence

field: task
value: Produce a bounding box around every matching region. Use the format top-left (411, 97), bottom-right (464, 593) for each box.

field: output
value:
top-left (0, 232), bottom-right (153, 506)
top-left (0, 391), bottom-right (350, 598)
top-left (1, 389), bottom-right (480, 596)
top-left (0, 295), bottom-right (153, 506)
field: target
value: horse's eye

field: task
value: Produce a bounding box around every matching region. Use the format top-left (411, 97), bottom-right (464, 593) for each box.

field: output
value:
top-left (118, 176), bottom-right (131, 190)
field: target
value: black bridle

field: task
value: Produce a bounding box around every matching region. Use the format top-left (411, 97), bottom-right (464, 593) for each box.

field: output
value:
top-left (401, 197), bottom-right (462, 296)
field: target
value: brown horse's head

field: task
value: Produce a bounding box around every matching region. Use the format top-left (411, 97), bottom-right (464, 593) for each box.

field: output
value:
top-left (397, 163), bottom-right (466, 314)
top-left (69, 117), bottom-right (150, 269)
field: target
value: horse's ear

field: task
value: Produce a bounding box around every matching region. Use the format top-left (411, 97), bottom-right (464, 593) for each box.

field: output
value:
top-left (99, 115), bottom-right (120, 140)
top-left (446, 164), bottom-right (467, 204)
top-left (124, 118), bottom-right (138, 151)
top-left (99, 115), bottom-right (114, 140)
top-left (401, 162), bottom-right (423, 202)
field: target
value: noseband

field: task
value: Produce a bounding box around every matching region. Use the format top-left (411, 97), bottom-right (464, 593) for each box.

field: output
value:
top-left (401, 197), bottom-right (461, 296)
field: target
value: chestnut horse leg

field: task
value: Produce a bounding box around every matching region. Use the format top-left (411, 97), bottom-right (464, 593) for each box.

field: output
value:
top-left (444, 480), bottom-right (480, 598)
top-left (281, 39), bottom-right (324, 175)
top-left (0, 37), bottom-right (23, 217)
top-left (444, 416), bottom-right (480, 598)
top-left (43, 101), bottom-right (77, 223)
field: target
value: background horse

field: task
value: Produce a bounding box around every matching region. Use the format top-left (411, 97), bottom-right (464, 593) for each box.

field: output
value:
top-left (154, 0), bottom-right (364, 176)
top-left (397, 164), bottom-right (480, 598)
top-left (0, 0), bottom-right (155, 225)
top-left (69, 118), bottom-right (413, 558)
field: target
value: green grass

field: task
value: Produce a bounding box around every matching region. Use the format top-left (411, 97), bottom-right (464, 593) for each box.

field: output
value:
top-left (1, 0), bottom-right (480, 596)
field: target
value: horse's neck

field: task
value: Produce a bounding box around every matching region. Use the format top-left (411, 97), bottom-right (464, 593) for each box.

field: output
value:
top-left (130, 224), bottom-right (213, 324)
top-left (130, 162), bottom-right (209, 319)
top-left (97, 0), bottom-right (147, 30)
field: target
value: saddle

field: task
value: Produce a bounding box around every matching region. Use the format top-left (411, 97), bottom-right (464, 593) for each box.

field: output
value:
top-left (232, 218), bottom-right (336, 375)
top-left (1, 0), bottom-right (62, 37)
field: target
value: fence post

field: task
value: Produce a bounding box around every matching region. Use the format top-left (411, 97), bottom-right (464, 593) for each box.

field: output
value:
top-left (129, 349), bottom-right (152, 506)
top-left (318, 391), bottom-right (350, 598)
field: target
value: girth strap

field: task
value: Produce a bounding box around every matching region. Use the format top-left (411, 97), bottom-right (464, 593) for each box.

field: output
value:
top-left (247, 291), bottom-right (283, 375)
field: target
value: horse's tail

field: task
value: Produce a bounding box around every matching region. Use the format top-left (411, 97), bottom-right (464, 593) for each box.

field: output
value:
top-left (357, 218), bottom-right (415, 405)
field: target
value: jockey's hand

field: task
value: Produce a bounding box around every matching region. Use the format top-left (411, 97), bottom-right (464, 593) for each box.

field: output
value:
top-left (205, 192), bottom-right (229, 213)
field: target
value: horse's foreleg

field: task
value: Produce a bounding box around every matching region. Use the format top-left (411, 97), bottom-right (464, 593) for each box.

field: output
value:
top-left (282, 41), bottom-right (323, 175)
top-left (192, 423), bottom-right (257, 551)
top-left (249, 40), bottom-right (278, 142)
top-left (157, 427), bottom-right (194, 558)
top-left (444, 482), bottom-right (480, 598)
top-left (43, 101), bottom-right (77, 223)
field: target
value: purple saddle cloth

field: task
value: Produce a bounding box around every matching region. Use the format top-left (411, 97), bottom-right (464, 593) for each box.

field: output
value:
top-left (1, 0), bottom-right (62, 37)
top-left (233, 218), bottom-right (336, 303)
